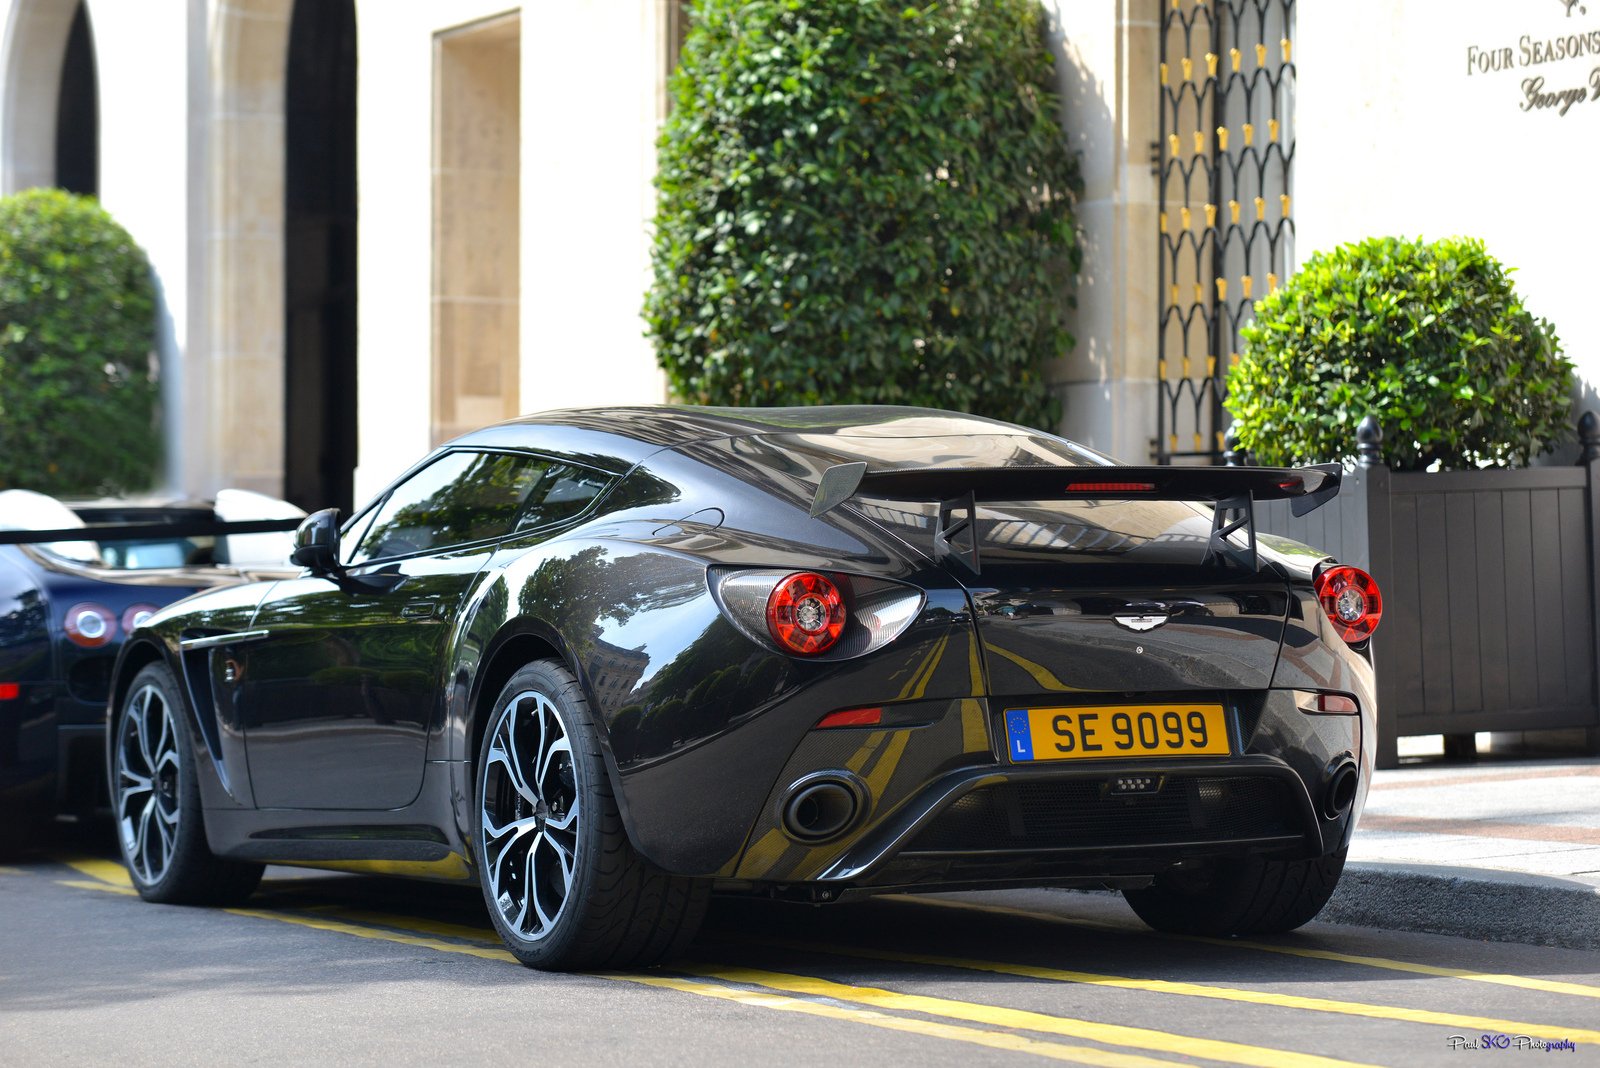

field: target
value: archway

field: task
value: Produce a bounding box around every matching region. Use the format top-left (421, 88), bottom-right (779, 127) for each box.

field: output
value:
top-left (283, 0), bottom-right (357, 514)
top-left (53, 0), bottom-right (94, 194)
top-left (1, 0), bottom-right (96, 194)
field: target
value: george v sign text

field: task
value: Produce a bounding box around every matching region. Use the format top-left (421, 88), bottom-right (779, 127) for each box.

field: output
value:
top-left (1464, 4), bottom-right (1600, 116)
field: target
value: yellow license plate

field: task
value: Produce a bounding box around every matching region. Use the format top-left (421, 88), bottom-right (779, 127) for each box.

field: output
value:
top-left (1003, 704), bottom-right (1230, 762)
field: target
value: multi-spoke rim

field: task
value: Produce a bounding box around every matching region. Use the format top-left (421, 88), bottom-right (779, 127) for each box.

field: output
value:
top-left (116, 684), bottom-right (181, 886)
top-left (479, 689), bottom-right (579, 943)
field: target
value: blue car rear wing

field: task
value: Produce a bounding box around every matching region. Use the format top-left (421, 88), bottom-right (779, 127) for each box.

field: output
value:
top-left (809, 461), bottom-right (1341, 573)
top-left (0, 517), bottom-right (304, 545)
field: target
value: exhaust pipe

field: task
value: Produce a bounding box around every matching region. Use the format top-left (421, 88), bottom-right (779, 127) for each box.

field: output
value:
top-left (781, 772), bottom-right (866, 842)
top-left (1323, 762), bottom-right (1359, 819)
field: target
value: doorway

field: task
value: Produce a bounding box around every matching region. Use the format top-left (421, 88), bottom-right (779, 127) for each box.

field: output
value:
top-left (283, 0), bottom-right (358, 513)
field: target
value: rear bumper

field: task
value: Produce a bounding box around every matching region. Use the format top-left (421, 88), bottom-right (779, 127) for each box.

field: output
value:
top-left (727, 687), bottom-right (1365, 891)
top-left (751, 757), bottom-right (1320, 892)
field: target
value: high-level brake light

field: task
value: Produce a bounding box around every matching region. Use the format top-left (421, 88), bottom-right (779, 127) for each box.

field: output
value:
top-left (1065, 481), bottom-right (1155, 493)
top-left (1313, 565), bottom-right (1382, 643)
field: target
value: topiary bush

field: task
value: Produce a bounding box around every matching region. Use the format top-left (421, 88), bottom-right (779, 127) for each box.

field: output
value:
top-left (1226, 235), bottom-right (1572, 471)
top-left (645, 0), bottom-right (1080, 429)
top-left (0, 189), bottom-right (159, 496)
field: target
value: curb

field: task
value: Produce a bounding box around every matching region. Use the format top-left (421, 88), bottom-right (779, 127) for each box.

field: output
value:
top-left (1323, 861), bottom-right (1600, 950)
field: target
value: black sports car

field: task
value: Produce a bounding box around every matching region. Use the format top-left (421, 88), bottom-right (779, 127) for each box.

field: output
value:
top-left (106, 406), bottom-right (1380, 970)
top-left (0, 490), bottom-right (302, 830)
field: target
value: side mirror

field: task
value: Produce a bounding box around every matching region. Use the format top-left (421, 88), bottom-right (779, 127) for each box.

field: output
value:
top-left (289, 509), bottom-right (342, 576)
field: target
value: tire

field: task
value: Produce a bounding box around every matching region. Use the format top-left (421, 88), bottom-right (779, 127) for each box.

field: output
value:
top-left (112, 663), bottom-right (263, 905)
top-left (474, 660), bottom-right (709, 970)
top-left (1122, 847), bottom-right (1347, 936)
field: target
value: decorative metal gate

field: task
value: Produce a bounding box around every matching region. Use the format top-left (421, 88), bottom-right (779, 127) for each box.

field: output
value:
top-left (1156, 0), bottom-right (1296, 464)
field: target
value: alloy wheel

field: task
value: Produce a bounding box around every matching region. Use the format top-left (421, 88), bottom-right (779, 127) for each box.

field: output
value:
top-left (480, 689), bottom-right (580, 943)
top-left (116, 684), bottom-right (182, 886)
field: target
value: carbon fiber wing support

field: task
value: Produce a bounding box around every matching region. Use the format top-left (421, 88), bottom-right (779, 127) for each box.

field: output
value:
top-left (1203, 494), bottom-right (1256, 570)
top-left (935, 492), bottom-right (981, 574)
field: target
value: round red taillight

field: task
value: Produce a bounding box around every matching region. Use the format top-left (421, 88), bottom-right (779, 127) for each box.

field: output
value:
top-left (1313, 565), bottom-right (1382, 643)
top-left (766, 572), bottom-right (846, 656)
top-left (64, 603), bottom-right (117, 648)
top-left (122, 604), bottom-right (160, 634)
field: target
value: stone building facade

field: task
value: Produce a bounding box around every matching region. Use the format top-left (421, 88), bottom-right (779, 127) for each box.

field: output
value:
top-left (0, 1), bottom-right (1594, 512)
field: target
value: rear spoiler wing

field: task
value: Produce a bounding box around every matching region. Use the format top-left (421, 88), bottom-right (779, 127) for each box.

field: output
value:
top-left (809, 461), bottom-right (1341, 573)
top-left (0, 517), bottom-right (304, 545)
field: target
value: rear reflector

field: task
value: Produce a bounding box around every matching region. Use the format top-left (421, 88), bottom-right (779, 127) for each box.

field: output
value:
top-left (1295, 691), bottom-right (1359, 715)
top-left (816, 707), bottom-right (883, 729)
top-left (1065, 481), bottom-right (1155, 493)
top-left (0, 682), bottom-right (18, 701)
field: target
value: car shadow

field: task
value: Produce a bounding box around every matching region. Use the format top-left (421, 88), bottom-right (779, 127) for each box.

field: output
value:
top-left (11, 820), bottom-right (1600, 995)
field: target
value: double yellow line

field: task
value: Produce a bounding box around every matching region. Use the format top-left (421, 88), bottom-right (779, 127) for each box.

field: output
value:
top-left (51, 857), bottom-right (1361, 1067)
top-left (895, 893), bottom-right (1600, 1002)
top-left (739, 934), bottom-right (1600, 1046)
top-left (47, 857), bottom-right (1599, 1066)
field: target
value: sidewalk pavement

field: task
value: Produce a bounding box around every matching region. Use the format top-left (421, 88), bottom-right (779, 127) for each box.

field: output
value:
top-left (1325, 754), bottom-right (1600, 949)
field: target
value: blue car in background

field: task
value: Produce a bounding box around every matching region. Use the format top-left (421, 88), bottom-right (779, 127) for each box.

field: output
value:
top-left (0, 489), bottom-right (303, 841)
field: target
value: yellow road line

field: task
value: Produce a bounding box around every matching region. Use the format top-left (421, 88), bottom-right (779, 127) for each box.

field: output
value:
top-left (1186, 934), bottom-right (1600, 1002)
top-left (986, 643), bottom-right (1076, 692)
top-left (900, 634), bottom-right (949, 701)
top-left (227, 901), bottom-right (1239, 1068)
top-left (863, 731), bottom-right (911, 799)
top-left (290, 905), bottom-right (503, 945)
top-left (961, 634), bottom-right (990, 753)
top-left (59, 854), bottom-right (1600, 1009)
top-left (605, 974), bottom-right (1190, 1068)
top-left (54, 875), bottom-right (1193, 1067)
top-left (59, 855), bottom-right (133, 887)
top-left (683, 964), bottom-right (1383, 1068)
top-left (58, 856), bottom-right (1592, 1058)
top-left (748, 936), bottom-right (1600, 1045)
top-left (893, 894), bottom-right (1600, 1001)
top-left (228, 905), bottom-right (518, 962)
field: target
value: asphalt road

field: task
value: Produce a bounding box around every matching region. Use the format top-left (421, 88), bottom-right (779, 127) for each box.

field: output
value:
top-left (3, 830), bottom-right (1598, 1067)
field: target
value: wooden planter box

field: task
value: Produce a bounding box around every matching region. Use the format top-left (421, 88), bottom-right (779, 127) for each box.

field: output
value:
top-left (1250, 416), bottom-right (1600, 768)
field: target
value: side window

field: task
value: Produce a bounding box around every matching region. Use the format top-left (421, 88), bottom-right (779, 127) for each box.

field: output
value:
top-left (516, 463), bottom-right (613, 530)
top-left (346, 451), bottom-right (551, 565)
